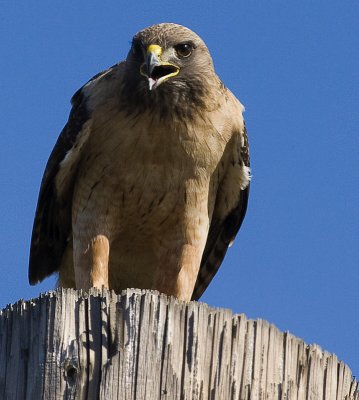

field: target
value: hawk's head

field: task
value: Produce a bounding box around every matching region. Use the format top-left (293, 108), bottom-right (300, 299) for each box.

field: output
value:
top-left (123, 23), bottom-right (218, 117)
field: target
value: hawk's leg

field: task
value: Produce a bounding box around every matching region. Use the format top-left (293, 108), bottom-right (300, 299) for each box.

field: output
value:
top-left (156, 243), bottom-right (202, 301)
top-left (73, 234), bottom-right (110, 290)
top-left (176, 244), bottom-right (203, 301)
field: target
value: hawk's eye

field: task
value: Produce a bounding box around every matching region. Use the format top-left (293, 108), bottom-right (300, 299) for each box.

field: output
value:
top-left (174, 43), bottom-right (193, 58)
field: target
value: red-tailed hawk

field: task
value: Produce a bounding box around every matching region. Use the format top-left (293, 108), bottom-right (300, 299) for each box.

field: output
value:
top-left (29, 23), bottom-right (250, 301)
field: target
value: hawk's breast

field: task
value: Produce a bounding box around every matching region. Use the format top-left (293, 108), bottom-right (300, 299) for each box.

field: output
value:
top-left (70, 108), bottom-right (226, 242)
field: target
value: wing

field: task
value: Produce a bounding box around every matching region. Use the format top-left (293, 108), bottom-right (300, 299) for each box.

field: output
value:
top-left (28, 66), bottom-right (118, 285)
top-left (191, 123), bottom-right (250, 300)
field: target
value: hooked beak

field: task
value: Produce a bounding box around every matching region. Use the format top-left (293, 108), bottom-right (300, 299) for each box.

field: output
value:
top-left (140, 44), bottom-right (180, 90)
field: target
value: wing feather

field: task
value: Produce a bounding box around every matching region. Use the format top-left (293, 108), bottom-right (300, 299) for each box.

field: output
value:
top-left (191, 124), bottom-right (250, 300)
top-left (28, 63), bottom-right (125, 285)
top-left (28, 83), bottom-right (92, 284)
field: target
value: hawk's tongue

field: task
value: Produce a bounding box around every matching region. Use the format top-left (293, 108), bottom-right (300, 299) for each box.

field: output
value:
top-left (148, 78), bottom-right (156, 91)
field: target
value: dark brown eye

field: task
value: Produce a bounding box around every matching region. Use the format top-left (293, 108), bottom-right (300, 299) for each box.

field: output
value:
top-left (174, 43), bottom-right (193, 58)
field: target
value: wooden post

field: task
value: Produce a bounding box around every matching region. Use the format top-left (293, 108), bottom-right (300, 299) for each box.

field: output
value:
top-left (0, 288), bottom-right (357, 400)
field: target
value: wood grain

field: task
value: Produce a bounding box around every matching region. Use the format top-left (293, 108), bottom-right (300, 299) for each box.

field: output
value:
top-left (0, 289), bottom-right (357, 399)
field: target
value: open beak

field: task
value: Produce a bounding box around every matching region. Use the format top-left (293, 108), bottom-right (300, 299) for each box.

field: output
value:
top-left (140, 44), bottom-right (180, 90)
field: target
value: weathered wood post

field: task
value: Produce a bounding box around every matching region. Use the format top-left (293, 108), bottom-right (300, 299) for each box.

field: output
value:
top-left (0, 288), bottom-right (357, 399)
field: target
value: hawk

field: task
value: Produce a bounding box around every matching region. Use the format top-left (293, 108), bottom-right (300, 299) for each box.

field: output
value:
top-left (29, 23), bottom-right (250, 301)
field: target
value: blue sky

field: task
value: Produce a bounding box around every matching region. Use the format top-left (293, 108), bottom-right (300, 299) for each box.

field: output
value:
top-left (1, 1), bottom-right (358, 375)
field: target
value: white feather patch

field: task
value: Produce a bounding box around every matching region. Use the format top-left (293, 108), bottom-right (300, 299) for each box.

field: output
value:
top-left (239, 165), bottom-right (251, 190)
top-left (55, 121), bottom-right (91, 198)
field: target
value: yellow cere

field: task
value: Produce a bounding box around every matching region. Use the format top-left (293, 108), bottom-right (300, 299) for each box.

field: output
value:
top-left (146, 44), bottom-right (162, 57)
